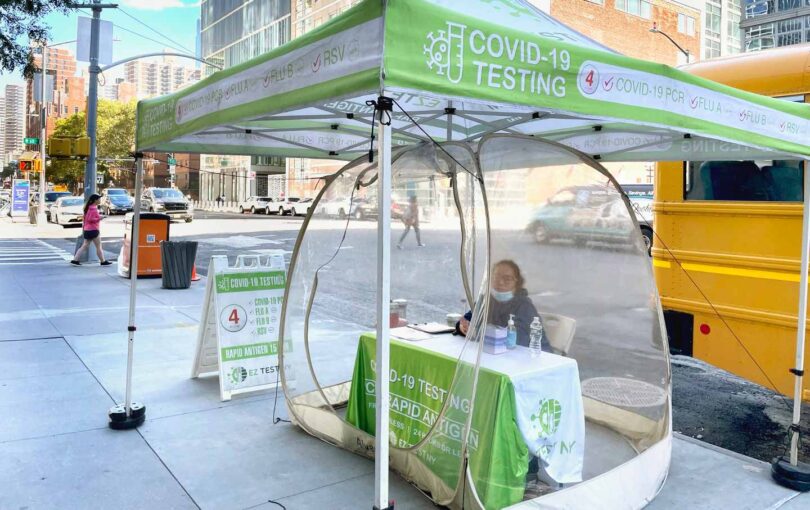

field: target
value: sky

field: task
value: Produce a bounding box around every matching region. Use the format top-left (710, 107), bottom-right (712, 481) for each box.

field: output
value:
top-left (0, 0), bottom-right (201, 91)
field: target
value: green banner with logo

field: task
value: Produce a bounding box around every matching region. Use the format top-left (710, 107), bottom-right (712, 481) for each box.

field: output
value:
top-left (346, 334), bottom-right (527, 509)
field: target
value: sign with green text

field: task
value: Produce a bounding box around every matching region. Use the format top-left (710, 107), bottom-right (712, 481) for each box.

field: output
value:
top-left (191, 253), bottom-right (291, 401)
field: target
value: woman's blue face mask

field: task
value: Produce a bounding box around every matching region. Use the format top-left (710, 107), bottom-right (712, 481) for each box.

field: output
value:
top-left (492, 290), bottom-right (514, 303)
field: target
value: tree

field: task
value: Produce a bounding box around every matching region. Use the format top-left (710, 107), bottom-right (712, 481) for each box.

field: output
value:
top-left (47, 99), bottom-right (137, 191)
top-left (0, 1), bottom-right (74, 78)
top-left (48, 112), bottom-right (85, 192)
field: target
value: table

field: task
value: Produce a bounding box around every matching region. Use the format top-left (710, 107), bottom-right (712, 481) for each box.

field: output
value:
top-left (345, 333), bottom-right (584, 509)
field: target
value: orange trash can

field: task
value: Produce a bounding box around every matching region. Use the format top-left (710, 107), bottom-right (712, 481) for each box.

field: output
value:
top-left (117, 212), bottom-right (171, 278)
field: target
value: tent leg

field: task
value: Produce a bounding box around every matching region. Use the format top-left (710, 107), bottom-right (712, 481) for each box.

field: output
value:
top-left (374, 97), bottom-right (394, 510)
top-left (771, 160), bottom-right (810, 491)
top-left (108, 154), bottom-right (146, 430)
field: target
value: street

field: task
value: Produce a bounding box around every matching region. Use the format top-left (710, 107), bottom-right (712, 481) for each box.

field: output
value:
top-left (28, 210), bottom-right (810, 462)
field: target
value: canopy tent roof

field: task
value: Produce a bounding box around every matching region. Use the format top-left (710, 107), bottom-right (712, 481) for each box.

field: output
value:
top-left (135, 0), bottom-right (810, 163)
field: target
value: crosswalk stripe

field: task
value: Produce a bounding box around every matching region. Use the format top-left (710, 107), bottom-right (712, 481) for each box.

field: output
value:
top-left (0, 240), bottom-right (73, 265)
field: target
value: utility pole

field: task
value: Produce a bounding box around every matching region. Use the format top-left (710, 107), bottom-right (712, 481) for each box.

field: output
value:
top-left (72, 1), bottom-right (118, 199)
top-left (37, 42), bottom-right (48, 225)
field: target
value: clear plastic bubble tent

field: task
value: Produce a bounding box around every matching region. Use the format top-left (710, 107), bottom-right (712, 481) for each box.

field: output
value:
top-left (132, 1), bottom-right (810, 508)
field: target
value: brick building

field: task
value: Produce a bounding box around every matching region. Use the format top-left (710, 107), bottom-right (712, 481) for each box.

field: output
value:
top-left (25, 47), bottom-right (87, 143)
top-left (549, 0), bottom-right (701, 65)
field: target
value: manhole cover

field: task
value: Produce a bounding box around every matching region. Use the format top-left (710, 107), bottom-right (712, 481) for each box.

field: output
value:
top-left (581, 377), bottom-right (667, 408)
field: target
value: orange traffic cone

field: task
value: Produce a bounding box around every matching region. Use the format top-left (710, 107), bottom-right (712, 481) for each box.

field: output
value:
top-left (191, 264), bottom-right (201, 281)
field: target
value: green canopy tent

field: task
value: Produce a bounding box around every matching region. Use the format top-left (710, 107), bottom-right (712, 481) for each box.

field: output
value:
top-left (122, 0), bottom-right (810, 507)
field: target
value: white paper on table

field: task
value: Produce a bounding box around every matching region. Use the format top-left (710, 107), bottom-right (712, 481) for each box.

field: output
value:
top-left (390, 326), bottom-right (432, 341)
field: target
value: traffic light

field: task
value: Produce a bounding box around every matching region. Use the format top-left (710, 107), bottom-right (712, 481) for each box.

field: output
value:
top-left (33, 159), bottom-right (42, 173)
top-left (19, 160), bottom-right (32, 172)
top-left (47, 137), bottom-right (72, 157)
top-left (73, 137), bottom-right (91, 157)
top-left (47, 136), bottom-right (91, 158)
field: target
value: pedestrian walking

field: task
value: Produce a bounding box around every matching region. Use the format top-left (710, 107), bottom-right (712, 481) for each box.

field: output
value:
top-left (70, 193), bottom-right (111, 266)
top-left (397, 195), bottom-right (424, 248)
top-left (216, 195), bottom-right (223, 208)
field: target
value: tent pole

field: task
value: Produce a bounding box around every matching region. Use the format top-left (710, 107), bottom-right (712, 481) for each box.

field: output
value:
top-left (772, 160), bottom-right (810, 490)
top-left (108, 153), bottom-right (146, 430)
top-left (374, 96), bottom-right (393, 510)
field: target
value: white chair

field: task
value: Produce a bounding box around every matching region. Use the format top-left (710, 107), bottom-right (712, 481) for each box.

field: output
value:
top-left (538, 312), bottom-right (577, 356)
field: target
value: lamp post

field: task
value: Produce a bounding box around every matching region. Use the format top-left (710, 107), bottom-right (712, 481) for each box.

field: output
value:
top-left (36, 39), bottom-right (77, 226)
top-left (649, 22), bottom-right (690, 64)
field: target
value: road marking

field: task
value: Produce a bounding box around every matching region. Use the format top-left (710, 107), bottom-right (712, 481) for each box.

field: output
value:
top-left (0, 240), bottom-right (72, 265)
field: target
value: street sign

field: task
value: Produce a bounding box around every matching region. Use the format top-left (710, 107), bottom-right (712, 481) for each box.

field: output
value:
top-left (167, 157), bottom-right (177, 165)
top-left (24, 137), bottom-right (40, 145)
top-left (96, 175), bottom-right (104, 185)
top-left (77, 17), bottom-right (113, 66)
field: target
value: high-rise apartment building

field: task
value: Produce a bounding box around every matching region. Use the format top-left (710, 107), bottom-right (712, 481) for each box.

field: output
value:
top-left (25, 47), bottom-right (86, 142)
top-left (199, 0), bottom-right (292, 201)
top-left (4, 85), bottom-right (26, 163)
top-left (124, 55), bottom-right (200, 100)
top-left (741, 0), bottom-right (810, 51)
top-left (0, 98), bottom-right (6, 166)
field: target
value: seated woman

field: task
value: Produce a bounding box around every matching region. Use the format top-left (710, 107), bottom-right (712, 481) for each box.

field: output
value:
top-left (456, 259), bottom-right (549, 351)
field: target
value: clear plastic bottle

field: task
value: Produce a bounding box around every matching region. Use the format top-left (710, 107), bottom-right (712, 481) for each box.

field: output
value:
top-left (506, 314), bottom-right (517, 350)
top-left (529, 316), bottom-right (543, 358)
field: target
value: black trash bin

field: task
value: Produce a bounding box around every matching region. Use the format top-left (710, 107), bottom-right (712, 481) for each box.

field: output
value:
top-left (160, 241), bottom-right (198, 289)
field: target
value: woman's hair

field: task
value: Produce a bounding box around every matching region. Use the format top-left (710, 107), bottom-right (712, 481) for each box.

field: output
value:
top-left (84, 193), bottom-right (101, 214)
top-left (494, 259), bottom-right (525, 291)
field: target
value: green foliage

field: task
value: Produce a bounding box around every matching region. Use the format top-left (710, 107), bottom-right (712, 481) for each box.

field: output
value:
top-left (0, 1), bottom-right (74, 78)
top-left (47, 99), bottom-right (136, 190)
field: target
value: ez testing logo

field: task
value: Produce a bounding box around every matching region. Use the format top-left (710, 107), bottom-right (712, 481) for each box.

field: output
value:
top-left (530, 398), bottom-right (562, 439)
top-left (424, 22), bottom-right (466, 84)
top-left (229, 366), bottom-right (248, 385)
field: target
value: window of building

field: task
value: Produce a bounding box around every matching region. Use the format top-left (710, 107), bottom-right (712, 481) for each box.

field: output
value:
top-left (705, 2), bottom-right (721, 39)
top-left (777, 17), bottom-right (803, 46)
top-left (777, 0), bottom-right (802, 10)
top-left (685, 160), bottom-right (803, 201)
top-left (745, 0), bottom-right (775, 17)
top-left (746, 23), bottom-right (776, 51)
top-left (704, 38), bottom-right (721, 58)
top-left (678, 13), bottom-right (696, 36)
top-left (727, 11), bottom-right (742, 51)
top-left (615, 0), bottom-right (652, 18)
top-left (73, 106), bottom-right (78, 114)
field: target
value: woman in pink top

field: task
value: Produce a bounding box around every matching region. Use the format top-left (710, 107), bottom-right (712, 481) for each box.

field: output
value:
top-left (71, 193), bottom-right (111, 266)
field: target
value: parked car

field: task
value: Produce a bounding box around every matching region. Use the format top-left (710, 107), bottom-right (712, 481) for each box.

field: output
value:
top-left (277, 197), bottom-right (313, 216)
top-left (318, 197), bottom-right (405, 221)
top-left (140, 187), bottom-right (193, 222)
top-left (526, 185), bottom-right (652, 253)
top-left (42, 191), bottom-right (72, 221)
top-left (100, 188), bottom-right (134, 215)
top-left (51, 196), bottom-right (85, 227)
top-left (238, 196), bottom-right (275, 214)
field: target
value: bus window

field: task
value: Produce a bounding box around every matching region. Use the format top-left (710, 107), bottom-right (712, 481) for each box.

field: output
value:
top-left (684, 160), bottom-right (803, 202)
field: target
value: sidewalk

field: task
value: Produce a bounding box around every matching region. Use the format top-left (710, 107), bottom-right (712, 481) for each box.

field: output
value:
top-left (0, 241), bottom-right (808, 509)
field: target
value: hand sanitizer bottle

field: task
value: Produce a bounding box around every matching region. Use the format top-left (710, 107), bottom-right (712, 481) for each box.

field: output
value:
top-left (506, 314), bottom-right (517, 350)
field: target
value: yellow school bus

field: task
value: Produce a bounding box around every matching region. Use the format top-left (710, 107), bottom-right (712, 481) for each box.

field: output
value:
top-left (654, 44), bottom-right (810, 399)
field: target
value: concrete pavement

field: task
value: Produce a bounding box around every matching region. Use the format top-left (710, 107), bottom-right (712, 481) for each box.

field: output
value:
top-left (1, 227), bottom-right (808, 508)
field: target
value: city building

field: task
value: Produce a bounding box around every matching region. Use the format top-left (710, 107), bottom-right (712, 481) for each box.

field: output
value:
top-left (703, 0), bottom-right (743, 58)
top-left (4, 85), bottom-right (26, 163)
top-left (24, 46), bottom-right (87, 143)
top-left (0, 101), bottom-right (6, 166)
top-left (542, 0), bottom-right (701, 65)
top-left (199, 0), bottom-right (293, 202)
top-left (124, 55), bottom-right (201, 100)
top-left (741, 0), bottom-right (810, 51)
